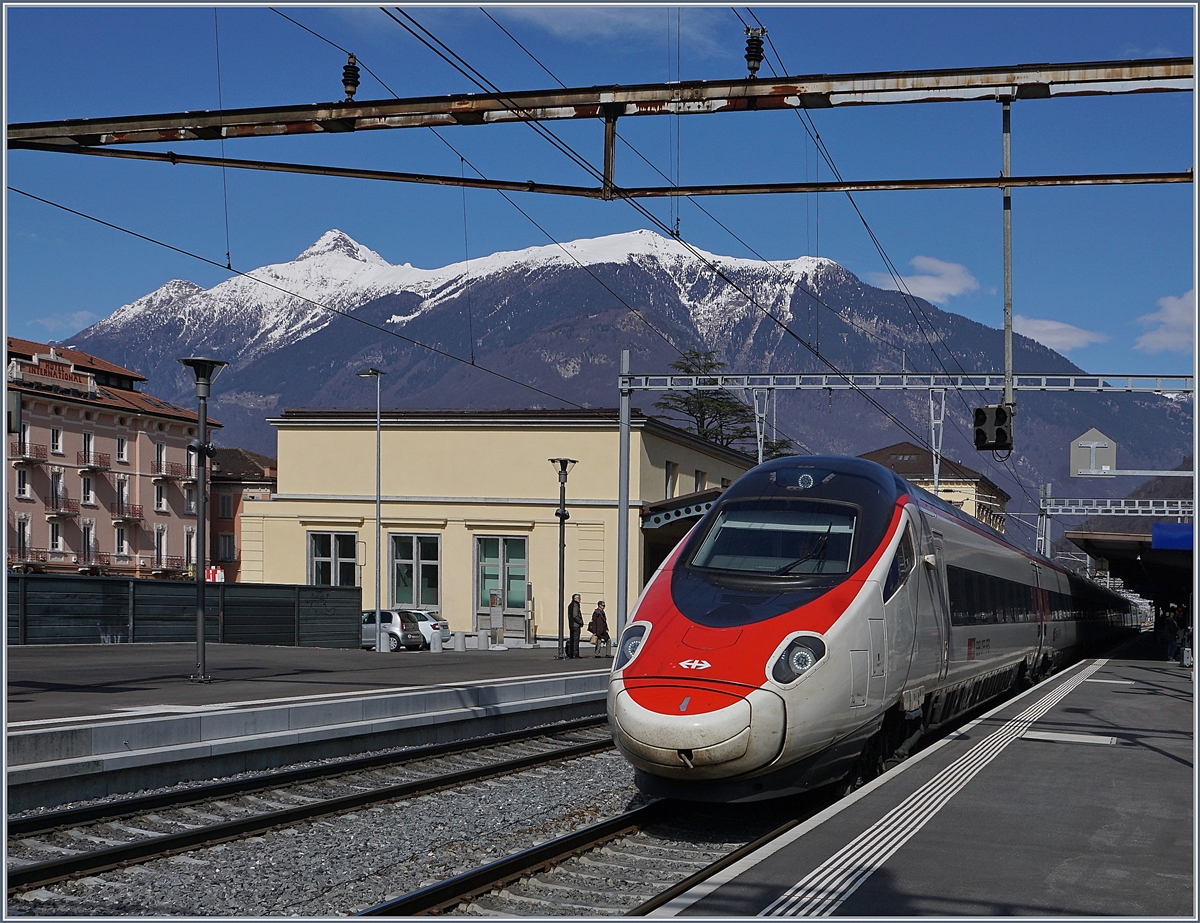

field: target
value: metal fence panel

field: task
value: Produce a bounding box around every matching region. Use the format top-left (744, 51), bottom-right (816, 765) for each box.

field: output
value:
top-left (297, 586), bottom-right (362, 648)
top-left (6, 575), bottom-right (360, 647)
top-left (222, 585), bottom-right (298, 646)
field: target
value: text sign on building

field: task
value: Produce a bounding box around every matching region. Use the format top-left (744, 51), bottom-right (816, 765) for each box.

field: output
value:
top-left (1070, 428), bottom-right (1118, 477)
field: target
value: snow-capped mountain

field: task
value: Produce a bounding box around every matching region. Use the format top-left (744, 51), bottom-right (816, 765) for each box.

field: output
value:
top-left (65, 228), bottom-right (1191, 535)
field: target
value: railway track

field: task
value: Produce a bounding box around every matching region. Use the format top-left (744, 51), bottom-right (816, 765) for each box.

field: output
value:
top-left (6, 717), bottom-right (611, 894)
top-left (356, 796), bottom-right (828, 916)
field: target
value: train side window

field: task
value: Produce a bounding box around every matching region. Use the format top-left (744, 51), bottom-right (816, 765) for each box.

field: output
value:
top-left (882, 525), bottom-right (916, 602)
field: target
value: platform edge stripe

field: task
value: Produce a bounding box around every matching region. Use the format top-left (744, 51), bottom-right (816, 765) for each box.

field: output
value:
top-left (761, 660), bottom-right (1107, 917)
top-left (648, 661), bottom-right (1089, 919)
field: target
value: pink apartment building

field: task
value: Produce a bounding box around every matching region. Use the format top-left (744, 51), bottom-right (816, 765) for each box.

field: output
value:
top-left (7, 337), bottom-right (220, 578)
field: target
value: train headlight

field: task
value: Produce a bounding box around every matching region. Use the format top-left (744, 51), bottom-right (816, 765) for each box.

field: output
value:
top-left (772, 637), bottom-right (826, 684)
top-left (614, 625), bottom-right (647, 670)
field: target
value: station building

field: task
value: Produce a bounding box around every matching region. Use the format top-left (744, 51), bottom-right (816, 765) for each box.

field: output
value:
top-left (209, 447), bottom-right (277, 583)
top-left (858, 440), bottom-right (1010, 532)
top-left (6, 337), bottom-right (217, 578)
top-left (237, 408), bottom-right (754, 635)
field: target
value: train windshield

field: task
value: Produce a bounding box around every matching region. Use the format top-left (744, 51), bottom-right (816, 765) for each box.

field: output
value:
top-left (688, 500), bottom-right (857, 575)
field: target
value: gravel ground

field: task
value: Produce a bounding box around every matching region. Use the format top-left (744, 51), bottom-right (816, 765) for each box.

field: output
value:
top-left (7, 749), bottom-right (643, 917)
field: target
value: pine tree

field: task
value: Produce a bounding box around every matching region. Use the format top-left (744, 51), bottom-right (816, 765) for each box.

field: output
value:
top-left (654, 350), bottom-right (793, 459)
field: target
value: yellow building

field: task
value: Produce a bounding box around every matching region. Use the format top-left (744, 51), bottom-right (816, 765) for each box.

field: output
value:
top-left (858, 441), bottom-right (1010, 533)
top-left (238, 409), bottom-right (754, 636)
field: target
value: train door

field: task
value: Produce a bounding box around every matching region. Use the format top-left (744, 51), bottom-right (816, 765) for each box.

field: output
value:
top-left (1030, 561), bottom-right (1048, 671)
top-left (928, 529), bottom-right (951, 682)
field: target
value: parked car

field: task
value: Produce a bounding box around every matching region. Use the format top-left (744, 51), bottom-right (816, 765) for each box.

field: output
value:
top-left (407, 609), bottom-right (451, 649)
top-left (361, 610), bottom-right (425, 652)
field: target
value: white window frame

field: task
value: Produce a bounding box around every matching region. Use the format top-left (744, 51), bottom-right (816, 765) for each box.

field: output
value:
top-left (81, 474), bottom-right (94, 505)
top-left (308, 531), bottom-right (359, 587)
top-left (185, 526), bottom-right (196, 567)
top-left (154, 525), bottom-right (167, 564)
top-left (390, 533), bottom-right (441, 611)
top-left (115, 525), bottom-right (129, 555)
top-left (50, 427), bottom-right (62, 454)
top-left (694, 469), bottom-right (706, 493)
top-left (155, 483), bottom-right (167, 512)
top-left (16, 467), bottom-right (29, 498)
top-left (474, 535), bottom-right (528, 616)
top-left (116, 435), bottom-right (128, 462)
top-left (16, 515), bottom-right (31, 553)
top-left (184, 486), bottom-right (196, 515)
top-left (49, 521), bottom-right (62, 552)
top-left (665, 461), bottom-right (678, 499)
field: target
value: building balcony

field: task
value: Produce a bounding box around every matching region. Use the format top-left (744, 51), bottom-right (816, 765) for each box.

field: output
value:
top-left (76, 549), bottom-right (112, 573)
top-left (151, 555), bottom-right (186, 574)
top-left (77, 450), bottom-right (112, 472)
top-left (151, 461), bottom-right (187, 481)
top-left (45, 495), bottom-right (80, 519)
top-left (7, 546), bottom-right (49, 570)
top-left (10, 442), bottom-right (47, 466)
top-left (110, 502), bottom-right (144, 523)
top-left (181, 464), bottom-right (198, 484)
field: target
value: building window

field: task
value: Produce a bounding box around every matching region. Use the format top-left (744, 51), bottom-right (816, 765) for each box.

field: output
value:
top-left (82, 520), bottom-right (95, 557)
top-left (116, 476), bottom-right (129, 509)
top-left (81, 474), bottom-right (94, 504)
top-left (50, 427), bottom-right (62, 454)
top-left (217, 533), bottom-right (237, 562)
top-left (721, 478), bottom-right (732, 489)
top-left (476, 536), bottom-right (527, 613)
top-left (185, 527), bottom-right (196, 567)
top-left (186, 445), bottom-right (198, 479)
top-left (82, 431), bottom-right (94, 462)
top-left (665, 461), bottom-right (678, 499)
top-left (219, 492), bottom-right (234, 520)
top-left (50, 469), bottom-right (64, 503)
top-left (184, 486), bottom-right (196, 515)
top-left (15, 517), bottom-right (31, 554)
top-left (19, 422), bottom-right (30, 452)
top-left (309, 532), bottom-right (358, 586)
top-left (16, 467), bottom-right (29, 498)
top-left (49, 521), bottom-right (62, 552)
top-left (116, 436), bottom-right (128, 462)
top-left (154, 525), bottom-right (167, 564)
top-left (115, 526), bottom-right (129, 555)
top-left (392, 534), bottom-right (440, 609)
top-left (155, 483), bottom-right (167, 512)
top-left (694, 470), bottom-right (706, 493)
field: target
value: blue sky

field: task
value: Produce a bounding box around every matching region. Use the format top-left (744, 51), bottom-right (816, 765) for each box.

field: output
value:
top-left (4, 5), bottom-right (1195, 375)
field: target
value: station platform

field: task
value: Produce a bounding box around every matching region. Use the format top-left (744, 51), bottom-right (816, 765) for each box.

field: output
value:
top-left (6, 643), bottom-right (609, 811)
top-left (659, 631), bottom-right (1194, 917)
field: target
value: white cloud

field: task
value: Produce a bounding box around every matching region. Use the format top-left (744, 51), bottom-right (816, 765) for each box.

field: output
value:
top-left (1013, 314), bottom-right (1109, 354)
top-left (1135, 289), bottom-right (1195, 354)
top-left (865, 256), bottom-right (979, 304)
top-left (498, 8), bottom-right (732, 59)
top-left (30, 311), bottom-right (101, 337)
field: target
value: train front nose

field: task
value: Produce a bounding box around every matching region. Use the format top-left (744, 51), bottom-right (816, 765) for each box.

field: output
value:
top-left (609, 680), bottom-right (785, 779)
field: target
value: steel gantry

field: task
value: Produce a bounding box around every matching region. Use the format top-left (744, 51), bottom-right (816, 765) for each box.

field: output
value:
top-left (613, 360), bottom-right (1194, 631)
top-left (8, 58), bottom-right (1192, 202)
top-left (1035, 485), bottom-right (1194, 555)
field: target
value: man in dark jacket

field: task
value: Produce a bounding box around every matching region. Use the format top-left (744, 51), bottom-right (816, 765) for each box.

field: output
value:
top-left (589, 601), bottom-right (611, 658)
top-left (567, 593), bottom-right (584, 658)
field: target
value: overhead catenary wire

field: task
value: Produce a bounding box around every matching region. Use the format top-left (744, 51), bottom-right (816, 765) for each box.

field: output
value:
top-left (741, 7), bottom-right (1046, 519)
top-left (386, 8), bottom-right (940, 456)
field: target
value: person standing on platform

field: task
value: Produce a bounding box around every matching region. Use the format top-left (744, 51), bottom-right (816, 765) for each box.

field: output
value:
top-left (1165, 609), bottom-right (1179, 662)
top-left (589, 601), bottom-right (611, 658)
top-left (567, 593), bottom-right (584, 658)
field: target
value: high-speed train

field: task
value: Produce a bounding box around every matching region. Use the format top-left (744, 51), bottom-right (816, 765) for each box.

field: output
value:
top-left (608, 456), bottom-right (1133, 802)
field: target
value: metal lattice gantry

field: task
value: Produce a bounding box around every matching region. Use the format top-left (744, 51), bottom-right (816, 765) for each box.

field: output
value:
top-left (1043, 498), bottom-right (1194, 517)
top-left (618, 372), bottom-right (1195, 394)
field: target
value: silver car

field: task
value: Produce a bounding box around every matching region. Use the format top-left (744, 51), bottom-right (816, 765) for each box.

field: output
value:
top-left (361, 610), bottom-right (425, 652)
top-left (406, 609), bottom-right (451, 649)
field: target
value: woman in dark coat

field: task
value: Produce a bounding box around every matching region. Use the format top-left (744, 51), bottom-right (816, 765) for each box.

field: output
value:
top-left (589, 601), bottom-right (611, 658)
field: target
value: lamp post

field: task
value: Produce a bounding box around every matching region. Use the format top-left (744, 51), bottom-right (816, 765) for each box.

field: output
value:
top-left (178, 357), bottom-right (228, 683)
top-left (549, 458), bottom-right (578, 659)
top-left (357, 367), bottom-right (386, 652)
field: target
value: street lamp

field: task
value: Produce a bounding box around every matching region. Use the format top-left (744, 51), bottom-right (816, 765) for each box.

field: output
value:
top-left (549, 457), bottom-right (578, 659)
top-left (178, 356), bottom-right (228, 683)
top-left (357, 367), bottom-right (386, 652)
